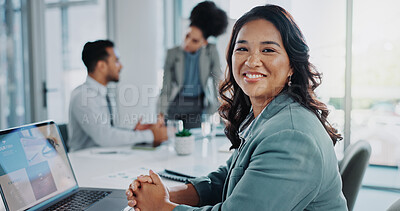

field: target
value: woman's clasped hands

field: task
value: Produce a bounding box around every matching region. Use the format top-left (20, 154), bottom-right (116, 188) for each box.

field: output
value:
top-left (125, 170), bottom-right (177, 211)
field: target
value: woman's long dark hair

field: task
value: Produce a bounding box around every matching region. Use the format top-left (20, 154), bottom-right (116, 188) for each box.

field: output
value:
top-left (219, 5), bottom-right (342, 149)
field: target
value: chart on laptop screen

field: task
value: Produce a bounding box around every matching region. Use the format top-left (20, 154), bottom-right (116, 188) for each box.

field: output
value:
top-left (0, 123), bottom-right (76, 211)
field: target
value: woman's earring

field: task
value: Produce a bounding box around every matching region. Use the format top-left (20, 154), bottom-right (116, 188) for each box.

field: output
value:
top-left (288, 75), bottom-right (292, 87)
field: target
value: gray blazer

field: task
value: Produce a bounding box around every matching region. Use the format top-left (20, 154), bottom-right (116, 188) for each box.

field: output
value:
top-left (174, 94), bottom-right (348, 211)
top-left (157, 44), bottom-right (223, 115)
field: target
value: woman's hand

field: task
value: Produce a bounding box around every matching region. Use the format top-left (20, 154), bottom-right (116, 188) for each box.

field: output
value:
top-left (126, 170), bottom-right (177, 211)
top-left (126, 173), bottom-right (154, 210)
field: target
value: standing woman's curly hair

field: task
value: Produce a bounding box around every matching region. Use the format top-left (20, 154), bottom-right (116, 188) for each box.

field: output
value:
top-left (189, 1), bottom-right (228, 39)
top-left (219, 5), bottom-right (342, 149)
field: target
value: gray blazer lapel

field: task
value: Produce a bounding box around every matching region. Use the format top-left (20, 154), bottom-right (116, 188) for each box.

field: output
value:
top-left (199, 46), bottom-right (210, 87)
top-left (175, 49), bottom-right (185, 86)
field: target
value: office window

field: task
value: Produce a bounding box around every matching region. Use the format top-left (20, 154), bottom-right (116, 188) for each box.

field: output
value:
top-left (351, 0), bottom-right (400, 166)
top-left (44, 0), bottom-right (107, 124)
top-left (0, 0), bottom-right (29, 129)
top-left (289, 0), bottom-right (347, 155)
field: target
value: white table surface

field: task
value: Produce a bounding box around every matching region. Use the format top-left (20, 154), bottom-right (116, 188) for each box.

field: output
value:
top-left (0, 131), bottom-right (232, 211)
top-left (68, 135), bottom-right (232, 190)
top-left (2, 131), bottom-right (400, 211)
top-left (68, 136), bottom-right (400, 210)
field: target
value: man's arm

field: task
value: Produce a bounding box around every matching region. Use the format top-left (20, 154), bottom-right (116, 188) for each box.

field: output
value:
top-left (70, 91), bottom-right (155, 147)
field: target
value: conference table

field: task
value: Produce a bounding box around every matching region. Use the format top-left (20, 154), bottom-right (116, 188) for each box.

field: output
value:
top-left (67, 132), bottom-right (400, 210)
top-left (1, 127), bottom-right (399, 210)
top-left (68, 131), bottom-right (232, 190)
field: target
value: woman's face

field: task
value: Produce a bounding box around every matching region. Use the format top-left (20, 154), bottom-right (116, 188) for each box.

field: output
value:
top-left (232, 19), bottom-right (292, 104)
top-left (183, 26), bottom-right (207, 53)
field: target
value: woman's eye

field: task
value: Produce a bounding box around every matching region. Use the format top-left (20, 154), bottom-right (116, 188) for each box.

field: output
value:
top-left (262, 48), bottom-right (275, 53)
top-left (235, 47), bottom-right (247, 52)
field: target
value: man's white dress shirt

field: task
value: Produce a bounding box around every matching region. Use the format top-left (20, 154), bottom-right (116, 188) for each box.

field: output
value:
top-left (68, 76), bottom-right (153, 151)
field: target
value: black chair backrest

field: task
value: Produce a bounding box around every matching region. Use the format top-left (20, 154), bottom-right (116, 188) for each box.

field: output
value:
top-left (58, 124), bottom-right (69, 152)
top-left (339, 140), bottom-right (372, 211)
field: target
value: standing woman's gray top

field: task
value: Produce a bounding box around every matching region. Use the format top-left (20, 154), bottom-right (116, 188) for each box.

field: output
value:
top-left (157, 44), bottom-right (222, 115)
top-left (174, 93), bottom-right (348, 211)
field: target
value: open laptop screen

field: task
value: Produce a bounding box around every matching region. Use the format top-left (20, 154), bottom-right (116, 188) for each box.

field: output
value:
top-left (0, 121), bottom-right (76, 211)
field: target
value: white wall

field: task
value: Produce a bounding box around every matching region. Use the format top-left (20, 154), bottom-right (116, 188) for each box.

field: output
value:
top-left (114, 0), bottom-right (164, 127)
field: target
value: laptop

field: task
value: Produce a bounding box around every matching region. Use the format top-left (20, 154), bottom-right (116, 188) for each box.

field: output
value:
top-left (0, 121), bottom-right (128, 211)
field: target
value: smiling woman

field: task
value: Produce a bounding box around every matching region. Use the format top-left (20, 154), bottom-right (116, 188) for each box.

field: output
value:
top-left (126, 4), bottom-right (348, 211)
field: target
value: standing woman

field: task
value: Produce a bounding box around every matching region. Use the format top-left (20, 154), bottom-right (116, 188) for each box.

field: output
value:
top-left (128, 4), bottom-right (348, 211)
top-left (157, 1), bottom-right (228, 129)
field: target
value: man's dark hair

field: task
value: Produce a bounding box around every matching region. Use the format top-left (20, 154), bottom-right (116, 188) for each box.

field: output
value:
top-left (82, 40), bottom-right (114, 73)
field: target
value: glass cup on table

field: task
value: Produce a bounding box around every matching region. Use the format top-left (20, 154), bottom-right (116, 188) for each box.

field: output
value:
top-left (201, 114), bottom-right (212, 138)
top-left (210, 112), bottom-right (221, 137)
top-left (167, 120), bottom-right (184, 149)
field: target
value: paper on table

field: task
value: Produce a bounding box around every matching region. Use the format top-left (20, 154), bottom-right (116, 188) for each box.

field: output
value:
top-left (131, 142), bottom-right (157, 151)
top-left (93, 167), bottom-right (183, 189)
top-left (90, 148), bottom-right (134, 155)
top-left (70, 148), bottom-right (137, 161)
top-left (93, 168), bottom-right (148, 189)
top-left (164, 164), bottom-right (216, 178)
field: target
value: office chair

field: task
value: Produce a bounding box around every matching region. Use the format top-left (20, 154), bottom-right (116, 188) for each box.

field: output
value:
top-left (58, 123), bottom-right (69, 152)
top-left (338, 140), bottom-right (372, 211)
top-left (388, 198), bottom-right (400, 211)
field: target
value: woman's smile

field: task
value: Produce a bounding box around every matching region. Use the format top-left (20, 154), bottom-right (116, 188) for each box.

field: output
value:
top-left (243, 71), bottom-right (267, 82)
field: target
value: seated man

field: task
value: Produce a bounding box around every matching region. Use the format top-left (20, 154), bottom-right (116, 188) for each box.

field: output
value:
top-left (68, 40), bottom-right (167, 151)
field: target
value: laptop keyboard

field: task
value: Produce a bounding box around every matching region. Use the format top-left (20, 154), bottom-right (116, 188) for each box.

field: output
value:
top-left (44, 190), bottom-right (112, 211)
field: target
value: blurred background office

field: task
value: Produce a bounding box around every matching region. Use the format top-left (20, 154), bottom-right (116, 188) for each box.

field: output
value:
top-left (1, 0), bottom-right (400, 177)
